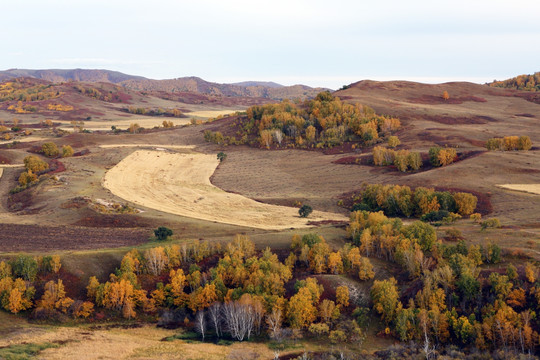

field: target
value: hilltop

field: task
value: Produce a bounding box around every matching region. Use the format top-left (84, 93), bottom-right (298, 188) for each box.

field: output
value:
top-left (487, 71), bottom-right (540, 91)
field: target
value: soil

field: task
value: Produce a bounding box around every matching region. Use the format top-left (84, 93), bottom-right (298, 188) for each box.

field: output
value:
top-left (0, 223), bottom-right (150, 252)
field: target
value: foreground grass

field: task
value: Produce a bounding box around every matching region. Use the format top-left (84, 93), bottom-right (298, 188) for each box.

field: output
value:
top-left (0, 342), bottom-right (59, 360)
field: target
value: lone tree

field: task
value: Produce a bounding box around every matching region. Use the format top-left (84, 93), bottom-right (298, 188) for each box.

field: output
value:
top-left (299, 205), bottom-right (313, 218)
top-left (217, 152), bottom-right (227, 162)
top-left (154, 226), bottom-right (173, 241)
top-left (442, 90), bottom-right (450, 101)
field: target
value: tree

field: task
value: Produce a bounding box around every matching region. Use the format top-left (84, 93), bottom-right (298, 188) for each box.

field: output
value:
top-left (41, 142), bottom-right (59, 157)
top-left (23, 155), bottom-right (48, 173)
top-left (453, 192), bottom-right (477, 216)
top-left (287, 287), bottom-right (317, 329)
top-left (403, 221), bottom-right (437, 252)
top-left (195, 310), bottom-right (206, 340)
top-left (334, 287), bottom-right (349, 311)
top-left (144, 247), bottom-right (169, 276)
top-left (407, 152), bottom-right (422, 171)
top-left (62, 145), bottom-right (74, 157)
top-left (518, 136), bottom-right (532, 150)
top-left (442, 91), bottom-right (450, 101)
top-left (388, 136), bottom-right (400, 148)
top-left (358, 257), bottom-right (375, 280)
top-left (10, 255), bottom-right (38, 281)
top-left (217, 152), bottom-right (227, 162)
top-left (371, 278), bottom-right (401, 324)
top-left (18, 170), bottom-right (37, 186)
top-left (260, 129), bottom-right (273, 148)
top-left (128, 123), bottom-right (140, 133)
top-left (208, 302), bottom-right (222, 338)
top-left (299, 205), bottom-right (313, 218)
top-left (154, 226), bottom-right (173, 241)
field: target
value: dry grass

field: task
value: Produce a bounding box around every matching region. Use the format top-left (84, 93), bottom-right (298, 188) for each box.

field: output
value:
top-left (497, 184), bottom-right (540, 195)
top-left (57, 118), bottom-right (192, 132)
top-left (185, 109), bottom-right (241, 119)
top-left (99, 144), bottom-right (195, 150)
top-left (102, 150), bottom-right (346, 230)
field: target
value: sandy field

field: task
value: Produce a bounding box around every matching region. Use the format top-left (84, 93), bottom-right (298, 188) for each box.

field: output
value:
top-left (497, 184), bottom-right (540, 195)
top-left (57, 118), bottom-right (192, 132)
top-left (184, 109), bottom-right (241, 118)
top-left (99, 144), bottom-right (194, 150)
top-left (102, 150), bottom-right (346, 230)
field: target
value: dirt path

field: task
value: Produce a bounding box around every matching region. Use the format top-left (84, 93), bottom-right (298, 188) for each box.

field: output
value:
top-left (102, 150), bottom-right (347, 230)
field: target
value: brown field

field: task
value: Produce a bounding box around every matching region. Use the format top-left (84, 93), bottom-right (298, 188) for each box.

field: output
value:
top-left (102, 150), bottom-right (346, 230)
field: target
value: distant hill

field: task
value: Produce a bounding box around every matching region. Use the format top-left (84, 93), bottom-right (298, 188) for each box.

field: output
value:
top-left (0, 68), bottom-right (146, 83)
top-left (488, 72), bottom-right (540, 92)
top-left (0, 69), bottom-right (325, 100)
top-left (232, 81), bottom-right (283, 88)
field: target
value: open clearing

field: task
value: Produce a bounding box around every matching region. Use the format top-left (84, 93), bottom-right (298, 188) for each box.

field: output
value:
top-left (184, 109), bottom-right (241, 118)
top-left (99, 144), bottom-right (194, 150)
top-left (497, 184), bottom-right (540, 195)
top-left (102, 150), bottom-right (346, 230)
top-left (57, 118), bottom-right (192, 132)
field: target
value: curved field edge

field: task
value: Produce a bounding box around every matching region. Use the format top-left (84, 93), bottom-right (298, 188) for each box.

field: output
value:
top-left (101, 150), bottom-right (346, 230)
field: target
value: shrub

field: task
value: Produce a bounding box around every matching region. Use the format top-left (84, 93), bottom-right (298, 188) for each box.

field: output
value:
top-left (387, 136), bottom-right (400, 148)
top-left (18, 170), bottom-right (38, 186)
top-left (445, 228), bottom-right (463, 241)
top-left (23, 155), bottom-right (49, 173)
top-left (154, 226), bottom-right (173, 241)
top-left (480, 218), bottom-right (501, 231)
top-left (299, 205), bottom-right (313, 218)
top-left (62, 145), bottom-right (74, 158)
top-left (217, 152), bottom-right (227, 162)
top-left (41, 142), bottom-right (59, 157)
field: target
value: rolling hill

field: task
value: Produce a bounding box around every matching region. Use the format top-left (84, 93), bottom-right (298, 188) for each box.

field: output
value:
top-left (0, 69), bottom-right (326, 100)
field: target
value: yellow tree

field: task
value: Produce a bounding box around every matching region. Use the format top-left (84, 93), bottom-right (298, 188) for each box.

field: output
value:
top-left (442, 91), bottom-right (450, 101)
top-left (336, 286), bottom-right (349, 308)
top-left (371, 278), bottom-right (401, 324)
top-left (327, 252), bottom-right (343, 274)
top-left (287, 287), bottom-right (317, 329)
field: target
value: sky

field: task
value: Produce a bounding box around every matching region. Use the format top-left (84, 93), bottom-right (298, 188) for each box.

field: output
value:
top-left (2, 0), bottom-right (540, 89)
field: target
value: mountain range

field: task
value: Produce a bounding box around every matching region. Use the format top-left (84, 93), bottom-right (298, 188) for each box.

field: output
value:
top-left (0, 68), bottom-right (326, 100)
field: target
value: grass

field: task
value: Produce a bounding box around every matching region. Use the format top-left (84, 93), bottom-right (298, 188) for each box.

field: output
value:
top-left (0, 342), bottom-right (59, 360)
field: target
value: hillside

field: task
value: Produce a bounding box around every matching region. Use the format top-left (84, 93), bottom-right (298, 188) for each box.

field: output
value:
top-left (488, 71), bottom-right (540, 91)
top-left (0, 69), bottom-right (326, 100)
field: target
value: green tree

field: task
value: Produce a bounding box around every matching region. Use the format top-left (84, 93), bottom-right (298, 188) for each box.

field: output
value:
top-left (217, 152), bottom-right (227, 162)
top-left (10, 255), bottom-right (38, 281)
top-left (299, 205), bottom-right (313, 218)
top-left (154, 226), bottom-right (173, 241)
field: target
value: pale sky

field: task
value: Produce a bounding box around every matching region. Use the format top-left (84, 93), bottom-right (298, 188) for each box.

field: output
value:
top-left (2, 0), bottom-right (539, 89)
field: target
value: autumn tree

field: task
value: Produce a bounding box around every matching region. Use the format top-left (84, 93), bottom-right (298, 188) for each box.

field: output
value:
top-left (371, 278), bottom-right (401, 324)
top-left (442, 91), bottom-right (450, 101)
top-left (453, 192), bottom-right (477, 216)
top-left (41, 142), bottom-right (59, 157)
top-left (62, 145), bottom-right (74, 157)
top-left (23, 155), bottom-right (48, 173)
top-left (336, 286), bottom-right (349, 308)
top-left (287, 286), bottom-right (317, 329)
top-left (388, 136), bottom-right (400, 148)
top-left (144, 247), bottom-right (169, 276)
